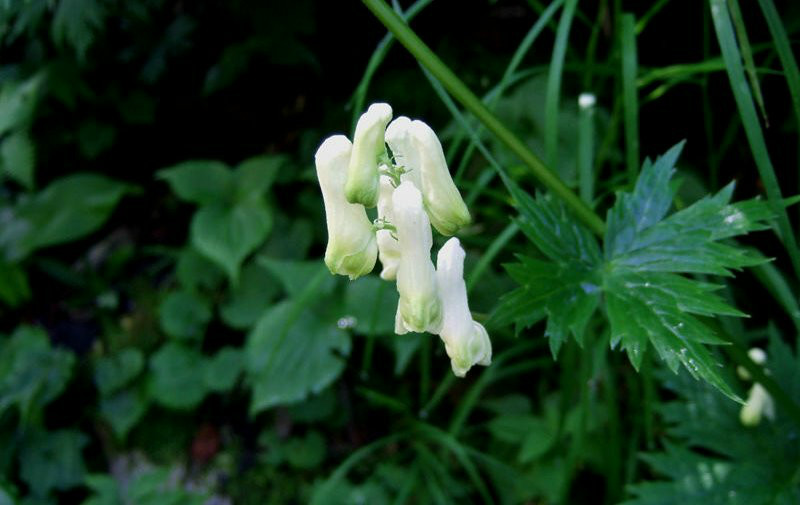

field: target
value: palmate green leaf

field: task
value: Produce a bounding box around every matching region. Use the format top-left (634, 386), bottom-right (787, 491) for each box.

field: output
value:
top-left (494, 142), bottom-right (772, 398)
top-left (623, 337), bottom-right (800, 505)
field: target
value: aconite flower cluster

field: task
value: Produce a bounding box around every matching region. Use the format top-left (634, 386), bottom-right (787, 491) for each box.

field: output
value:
top-left (314, 103), bottom-right (491, 377)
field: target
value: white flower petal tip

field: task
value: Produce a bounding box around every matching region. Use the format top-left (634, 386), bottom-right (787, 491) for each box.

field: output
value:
top-left (740, 383), bottom-right (775, 427)
top-left (345, 102), bottom-right (393, 208)
top-left (410, 120), bottom-right (471, 236)
top-left (436, 237), bottom-right (492, 378)
top-left (376, 175), bottom-right (400, 281)
top-left (393, 181), bottom-right (442, 333)
top-left (385, 116), bottom-right (423, 189)
top-left (578, 92), bottom-right (596, 109)
top-left (315, 135), bottom-right (377, 280)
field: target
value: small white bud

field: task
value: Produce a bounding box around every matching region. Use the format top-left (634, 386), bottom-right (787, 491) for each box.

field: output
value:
top-left (376, 174), bottom-right (400, 280)
top-left (345, 103), bottom-right (393, 208)
top-left (315, 135), bottom-right (377, 280)
top-left (737, 347), bottom-right (768, 381)
top-left (740, 383), bottom-right (775, 426)
top-left (578, 92), bottom-right (596, 109)
top-left (435, 237), bottom-right (491, 377)
top-left (392, 181), bottom-right (441, 333)
top-left (410, 120), bottom-right (471, 236)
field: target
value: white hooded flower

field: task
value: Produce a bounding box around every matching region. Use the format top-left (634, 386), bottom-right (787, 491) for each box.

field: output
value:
top-left (392, 181), bottom-right (441, 334)
top-left (385, 116), bottom-right (423, 190)
top-left (376, 174), bottom-right (400, 280)
top-left (435, 237), bottom-right (491, 377)
top-left (345, 103), bottom-right (393, 208)
top-left (410, 120), bottom-right (471, 236)
top-left (315, 135), bottom-right (377, 279)
top-left (740, 382), bottom-right (775, 426)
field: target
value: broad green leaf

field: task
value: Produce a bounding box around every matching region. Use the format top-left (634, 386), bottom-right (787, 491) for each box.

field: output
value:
top-left (0, 75), bottom-right (42, 136)
top-left (204, 347), bottom-right (243, 392)
top-left (82, 474), bottom-right (121, 505)
top-left (0, 261), bottom-right (30, 307)
top-left (191, 200), bottom-right (272, 284)
top-left (19, 429), bottom-right (87, 496)
top-left (1, 131), bottom-right (34, 189)
top-left (157, 160), bottom-right (233, 205)
top-left (288, 388), bottom-right (337, 423)
top-left (93, 348), bottom-right (144, 395)
top-left (234, 155), bottom-right (284, 202)
top-left (258, 257), bottom-right (335, 298)
top-left (158, 290), bottom-right (212, 340)
top-left (175, 247), bottom-right (225, 292)
top-left (246, 301), bottom-right (351, 414)
top-left (284, 431), bottom-right (326, 469)
top-left (99, 387), bottom-right (148, 440)
top-left (0, 174), bottom-right (132, 261)
top-left (219, 262), bottom-right (279, 329)
top-left (343, 275), bottom-right (398, 336)
top-left (147, 343), bottom-right (206, 410)
top-left (0, 326), bottom-right (74, 421)
top-left (51, 0), bottom-right (107, 61)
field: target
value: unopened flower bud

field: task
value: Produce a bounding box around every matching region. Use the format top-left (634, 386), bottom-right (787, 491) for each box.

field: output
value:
top-left (345, 103), bottom-right (393, 208)
top-left (740, 383), bottom-right (775, 426)
top-left (435, 237), bottom-right (491, 377)
top-left (411, 120), bottom-right (470, 236)
top-left (376, 174), bottom-right (400, 280)
top-left (315, 135), bottom-right (377, 280)
top-left (392, 181), bottom-right (441, 333)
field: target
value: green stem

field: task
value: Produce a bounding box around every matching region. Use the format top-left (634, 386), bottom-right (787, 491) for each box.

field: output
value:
top-left (360, 0), bottom-right (606, 237)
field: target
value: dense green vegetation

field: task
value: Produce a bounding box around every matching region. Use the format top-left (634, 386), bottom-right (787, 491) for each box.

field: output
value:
top-left (0, 0), bottom-right (799, 503)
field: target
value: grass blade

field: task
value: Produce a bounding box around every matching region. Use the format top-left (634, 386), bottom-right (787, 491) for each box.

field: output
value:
top-left (727, 0), bottom-right (769, 125)
top-left (620, 13), bottom-right (639, 184)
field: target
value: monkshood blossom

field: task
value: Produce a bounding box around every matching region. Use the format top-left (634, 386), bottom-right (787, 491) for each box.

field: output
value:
top-left (345, 103), bottom-right (393, 208)
top-left (392, 181), bottom-right (442, 334)
top-left (737, 347), bottom-right (774, 426)
top-left (386, 117), bottom-right (470, 236)
top-left (375, 174), bottom-right (400, 280)
top-left (315, 135), bottom-right (377, 280)
top-left (435, 237), bottom-right (492, 377)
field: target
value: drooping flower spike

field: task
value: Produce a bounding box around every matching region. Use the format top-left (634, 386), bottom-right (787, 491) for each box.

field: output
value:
top-left (345, 103), bottom-right (393, 208)
top-left (392, 181), bottom-right (442, 334)
top-left (435, 237), bottom-right (492, 377)
top-left (315, 135), bottom-right (378, 280)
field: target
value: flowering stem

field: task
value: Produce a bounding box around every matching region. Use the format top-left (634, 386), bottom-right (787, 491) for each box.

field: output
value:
top-left (361, 0), bottom-right (606, 237)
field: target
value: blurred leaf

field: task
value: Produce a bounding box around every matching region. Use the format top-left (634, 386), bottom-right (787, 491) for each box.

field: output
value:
top-left (0, 326), bottom-right (74, 421)
top-left (624, 337), bottom-right (800, 505)
top-left (0, 261), bottom-right (30, 307)
top-left (288, 388), bottom-right (337, 423)
top-left (191, 200), bottom-right (272, 284)
top-left (234, 155), bottom-right (284, 202)
top-left (148, 343), bottom-right (206, 410)
top-left (93, 348), bottom-right (144, 395)
top-left (0, 486), bottom-right (13, 505)
top-left (1, 131), bottom-right (34, 189)
top-left (246, 301), bottom-right (350, 414)
top-left (261, 215), bottom-right (314, 260)
top-left (258, 258), bottom-right (334, 298)
top-left (77, 121), bottom-right (115, 159)
top-left (81, 474), bottom-right (120, 505)
top-left (158, 290), bottom-right (212, 340)
top-left (285, 431), bottom-right (326, 469)
top-left (219, 261), bottom-right (279, 329)
top-left (518, 419), bottom-right (555, 463)
top-left (0, 174), bottom-right (132, 261)
top-left (343, 275), bottom-right (398, 336)
top-left (127, 467), bottom-right (207, 505)
top-left (204, 347), bottom-right (243, 392)
top-left (99, 387), bottom-right (148, 440)
top-left (175, 247), bottom-right (225, 292)
top-left (157, 161), bottom-right (233, 205)
top-left (0, 75), bottom-right (42, 136)
top-left (19, 429), bottom-right (87, 496)
top-left (392, 333), bottom-right (421, 376)
top-left (51, 0), bottom-right (107, 61)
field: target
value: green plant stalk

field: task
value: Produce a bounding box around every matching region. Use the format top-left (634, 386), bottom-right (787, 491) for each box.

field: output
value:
top-left (620, 13), bottom-right (639, 184)
top-left (577, 96), bottom-right (595, 204)
top-left (709, 0), bottom-right (800, 281)
top-left (728, 0), bottom-right (769, 125)
top-left (544, 0), bottom-right (579, 170)
top-left (361, 0), bottom-right (606, 237)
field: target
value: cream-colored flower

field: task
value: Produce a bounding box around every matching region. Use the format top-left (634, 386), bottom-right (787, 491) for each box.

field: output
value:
top-left (740, 382), bottom-right (775, 427)
top-left (376, 174), bottom-right (400, 280)
top-left (385, 116), bottom-right (423, 190)
top-left (315, 135), bottom-right (377, 280)
top-left (435, 237), bottom-right (491, 377)
top-left (392, 181), bottom-right (441, 333)
top-left (345, 103), bottom-right (393, 208)
top-left (410, 120), bottom-right (470, 236)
